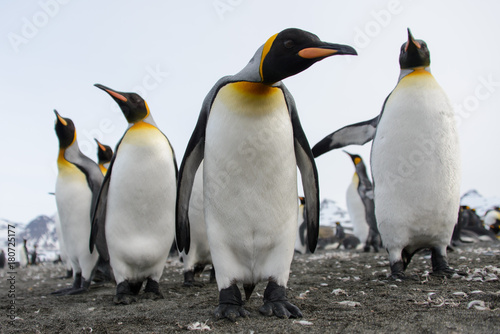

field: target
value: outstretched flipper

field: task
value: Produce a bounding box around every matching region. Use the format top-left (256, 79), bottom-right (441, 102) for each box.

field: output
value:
top-left (312, 115), bottom-right (380, 158)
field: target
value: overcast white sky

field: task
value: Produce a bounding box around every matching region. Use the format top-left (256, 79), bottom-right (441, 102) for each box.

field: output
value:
top-left (1, 0), bottom-right (499, 223)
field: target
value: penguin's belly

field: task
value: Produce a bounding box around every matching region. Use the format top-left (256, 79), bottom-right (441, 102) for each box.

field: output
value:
top-left (55, 166), bottom-right (93, 264)
top-left (346, 178), bottom-right (369, 243)
top-left (204, 82), bottom-right (298, 287)
top-left (372, 71), bottom-right (461, 249)
top-left (105, 124), bottom-right (176, 280)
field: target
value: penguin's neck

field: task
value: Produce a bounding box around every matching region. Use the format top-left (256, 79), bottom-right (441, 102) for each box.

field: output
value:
top-left (398, 66), bottom-right (431, 82)
top-left (218, 81), bottom-right (285, 116)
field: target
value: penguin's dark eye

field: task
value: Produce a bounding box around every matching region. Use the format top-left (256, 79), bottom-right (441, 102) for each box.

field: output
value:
top-left (284, 40), bottom-right (295, 49)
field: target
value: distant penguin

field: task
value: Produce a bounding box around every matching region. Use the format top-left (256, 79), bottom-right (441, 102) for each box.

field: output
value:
top-left (344, 151), bottom-right (381, 252)
top-left (180, 161), bottom-right (215, 286)
top-left (92, 139), bottom-right (115, 283)
top-left (0, 249), bottom-right (5, 269)
top-left (313, 29), bottom-right (461, 278)
top-left (18, 239), bottom-right (29, 268)
top-left (95, 139), bottom-right (113, 175)
top-left (176, 28), bottom-right (356, 320)
top-left (484, 208), bottom-right (500, 228)
top-left (91, 84), bottom-right (177, 304)
top-left (294, 197), bottom-right (308, 254)
top-left (53, 110), bottom-right (103, 294)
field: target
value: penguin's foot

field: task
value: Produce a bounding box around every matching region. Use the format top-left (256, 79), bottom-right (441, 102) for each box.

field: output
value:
top-left (259, 281), bottom-right (302, 319)
top-left (389, 261), bottom-right (406, 280)
top-left (51, 287), bottom-right (77, 295)
top-left (183, 270), bottom-right (204, 287)
top-left (58, 269), bottom-right (73, 279)
top-left (141, 278), bottom-right (164, 300)
top-left (52, 272), bottom-right (83, 295)
top-left (209, 267), bottom-right (216, 284)
top-left (214, 284), bottom-right (249, 322)
top-left (114, 281), bottom-right (140, 305)
top-left (113, 294), bottom-right (137, 305)
top-left (430, 247), bottom-right (463, 278)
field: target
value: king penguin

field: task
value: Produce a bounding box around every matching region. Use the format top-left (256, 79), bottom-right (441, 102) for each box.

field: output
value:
top-left (344, 151), bottom-right (381, 252)
top-left (95, 139), bottom-right (113, 175)
top-left (90, 84), bottom-right (177, 304)
top-left (53, 110), bottom-right (103, 294)
top-left (176, 28), bottom-right (356, 320)
top-left (313, 29), bottom-right (461, 278)
top-left (294, 197), bottom-right (308, 254)
top-left (180, 161), bottom-right (215, 286)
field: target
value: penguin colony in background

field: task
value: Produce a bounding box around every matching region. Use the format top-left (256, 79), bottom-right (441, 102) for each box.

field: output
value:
top-left (49, 27), bottom-right (490, 321)
top-left (313, 29), bottom-right (461, 279)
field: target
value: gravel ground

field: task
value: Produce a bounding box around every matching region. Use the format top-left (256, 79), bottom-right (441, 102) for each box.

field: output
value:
top-left (1, 241), bottom-right (499, 333)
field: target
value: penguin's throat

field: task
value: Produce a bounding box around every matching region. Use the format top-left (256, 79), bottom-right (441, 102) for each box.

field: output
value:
top-left (231, 81), bottom-right (279, 96)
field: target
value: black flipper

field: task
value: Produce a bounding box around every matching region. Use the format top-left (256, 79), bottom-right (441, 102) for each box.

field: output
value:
top-left (281, 84), bottom-right (320, 253)
top-left (312, 115), bottom-right (379, 158)
top-left (176, 76), bottom-right (234, 253)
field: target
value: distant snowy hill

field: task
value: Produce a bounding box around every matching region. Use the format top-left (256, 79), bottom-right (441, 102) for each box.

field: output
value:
top-left (319, 198), bottom-right (351, 229)
top-left (0, 215), bottom-right (59, 262)
top-left (460, 189), bottom-right (500, 217)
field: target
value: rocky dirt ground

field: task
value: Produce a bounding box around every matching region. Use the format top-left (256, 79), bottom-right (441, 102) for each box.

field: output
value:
top-left (1, 241), bottom-right (499, 334)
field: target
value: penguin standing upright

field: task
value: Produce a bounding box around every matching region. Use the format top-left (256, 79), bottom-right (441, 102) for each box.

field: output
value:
top-left (53, 110), bottom-right (103, 294)
top-left (18, 239), bottom-right (29, 268)
top-left (180, 161), bottom-right (215, 286)
top-left (91, 139), bottom-right (115, 283)
top-left (344, 151), bottom-right (381, 252)
top-left (95, 139), bottom-right (113, 175)
top-left (294, 197), bottom-right (308, 254)
top-left (313, 29), bottom-right (461, 278)
top-left (176, 28), bottom-right (356, 320)
top-left (91, 84), bottom-right (177, 304)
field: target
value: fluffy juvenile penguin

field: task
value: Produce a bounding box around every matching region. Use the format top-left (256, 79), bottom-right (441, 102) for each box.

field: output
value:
top-left (180, 161), bottom-right (215, 286)
top-left (53, 110), bottom-right (102, 294)
top-left (313, 29), bottom-right (461, 278)
top-left (344, 151), bottom-right (381, 252)
top-left (176, 28), bottom-right (356, 320)
top-left (90, 84), bottom-right (177, 304)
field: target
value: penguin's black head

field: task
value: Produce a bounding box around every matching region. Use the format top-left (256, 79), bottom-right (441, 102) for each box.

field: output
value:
top-left (95, 84), bottom-right (149, 123)
top-left (343, 150), bottom-right (362, 166)
top-left (95, 138), bottom-right (113, 164)
top-left (260, 28), bottom-right (357, 84)
top-left (54, 110), bottom-right (76, 149)
top-left (399, 28), bottom-right (430, 69)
